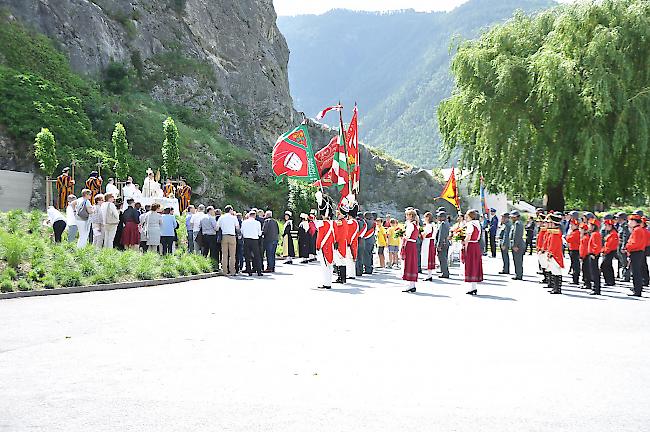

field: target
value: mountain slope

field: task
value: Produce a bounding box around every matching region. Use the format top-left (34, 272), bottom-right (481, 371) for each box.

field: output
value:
top-left (278, 0), bottom-right (556, 167)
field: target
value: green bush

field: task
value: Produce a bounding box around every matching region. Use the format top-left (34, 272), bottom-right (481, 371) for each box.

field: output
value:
top-left (56, 269), bottom-right (82, 287)
top-left (0, 279), bottom-right (13, 293)
top-left (80, 259), bottom-right (97, 277)
top-left (135, 253), bottom-right (159, 280)
top-left (42, 276), bottom-right (57, 289)
top-left (0, 233), bottom-right (29, 268)
top-left (16, 279), bottom-right (31, 291)
top-left (160, 264), bottom-right (178, 278)
top-left (27, 269), bottom-right (40, 282)
top-left (2, 267), bottom-right (18, 281)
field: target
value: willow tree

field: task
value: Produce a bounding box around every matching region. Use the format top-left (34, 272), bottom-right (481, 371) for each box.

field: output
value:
top-left (162, 117), bottom-right (180, 178)
top-left (438, 0), bottom-right (650, 210)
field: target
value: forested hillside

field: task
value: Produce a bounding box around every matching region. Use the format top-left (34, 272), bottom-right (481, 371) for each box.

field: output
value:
top-left (278, 0), bottom-right (556, 167)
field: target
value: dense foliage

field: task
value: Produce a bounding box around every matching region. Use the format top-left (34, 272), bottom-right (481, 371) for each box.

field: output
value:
top-left (278, 0), bottom-right (554, 167)
top-left (0, 12), bottom-right (288, 210)
top-left (439, 0), bottom-right (650, 210)
top-left (112, 123), bottom-right (130, 179)
top-left (0, 209), bottom-right (213, 293)
top-left (34, 128), bottom-right (58, 177)
top-left (162, 117), bottom-right (180, 178)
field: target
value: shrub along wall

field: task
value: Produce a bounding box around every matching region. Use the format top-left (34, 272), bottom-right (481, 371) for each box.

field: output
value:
top-left (0, 209), bottom-right (214, 293)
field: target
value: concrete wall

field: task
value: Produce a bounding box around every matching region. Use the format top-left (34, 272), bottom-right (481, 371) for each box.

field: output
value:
top-left (0, 170), bottom-right (34, 211)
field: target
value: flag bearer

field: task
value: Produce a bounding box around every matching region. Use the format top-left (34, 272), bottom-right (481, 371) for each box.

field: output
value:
top-left (333, 206), bottom-right (349, 284)
top-left (315, 194), bottom-right (335, 289)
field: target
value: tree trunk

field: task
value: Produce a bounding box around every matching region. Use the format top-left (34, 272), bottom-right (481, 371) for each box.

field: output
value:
top-left (545, 183), bottom-right (565, 212)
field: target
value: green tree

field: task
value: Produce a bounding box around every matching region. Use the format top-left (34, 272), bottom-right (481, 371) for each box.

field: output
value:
top-left (288, 179), bottom-right (316, 218)
top-left (438, 0), bottom-right (650, 210)
top-left (162, 117), bottom-right (180, 178)
top-left (112, 123), bottom-right (130, 179)
top-left (34, 128), bottom-right (58, 176)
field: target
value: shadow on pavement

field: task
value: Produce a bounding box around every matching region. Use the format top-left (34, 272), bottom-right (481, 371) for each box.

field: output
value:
top-left (474, 294), bottom-right (517, 301)
top-left (411, 291), bottom-right (450, 298)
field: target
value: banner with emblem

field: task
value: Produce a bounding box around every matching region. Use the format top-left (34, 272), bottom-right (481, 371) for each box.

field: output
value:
top-left (440, 167), bottom-right (460, 210)
top-left (272, 125), bottom-right (319, 183)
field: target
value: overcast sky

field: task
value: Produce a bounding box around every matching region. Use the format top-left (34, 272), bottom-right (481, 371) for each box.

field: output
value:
top-left (274, 0), bottom-right (577, 16)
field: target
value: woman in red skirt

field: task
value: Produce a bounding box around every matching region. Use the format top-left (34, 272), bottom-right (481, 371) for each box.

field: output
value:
top-left (121, 198), bottom-right (141, 250)
top-left (401, 208), bottom-right (420, 293)
top-left (463, 209), bottom-right (484, 295)
top-left (421, 211), bottom-right (437, 281)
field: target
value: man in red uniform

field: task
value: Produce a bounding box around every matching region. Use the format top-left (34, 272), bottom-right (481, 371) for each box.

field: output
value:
top-left (536, 214), bottom-right (549, 286)
top-left (600, 215), bottom-right (619, 287)
top-left (624, 213), bottom-right (646, 297)
top-left (315, 193), bottom-right (335, 289)
top-left (588, 217), bottom-right (603, 295)
top-left (346, 204), bottom-right (360, 280)
top-left (333, 206), bottom-right (349, 284)
top-left (579, 223), bottom-right (591, 290)
top-left (546, 214), bottom-right (565, 294)
top-left (566, 219), bottom-right (581, 285)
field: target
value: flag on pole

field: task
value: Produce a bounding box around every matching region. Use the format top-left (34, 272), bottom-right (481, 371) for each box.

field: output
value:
top-left (330, 123), bottom-right (348, 191)
top-left (440, 168), bottom-right (460, 210)
top-left (316, 104), bottom-right (343, 121)
top-left (271, 125), bottom-right (319, 183)
top-left (314, 135), bottom-right (338, 178)
top-left (480, 175), bottom-right (489, 215)
top-left (345, 104), bottom-right (360, 194)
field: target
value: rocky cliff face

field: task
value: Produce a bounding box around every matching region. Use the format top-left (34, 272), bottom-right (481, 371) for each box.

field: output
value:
top-left (1, 0), bottom-right (296, 156)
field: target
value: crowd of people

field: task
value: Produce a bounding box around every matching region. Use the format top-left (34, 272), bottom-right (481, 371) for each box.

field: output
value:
top-left (44, 176), bottom-right (650, 298)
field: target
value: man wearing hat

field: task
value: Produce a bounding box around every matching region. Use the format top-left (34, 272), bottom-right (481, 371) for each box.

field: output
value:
top-left (346, 203), bottom-right (360, 280)
top-left (85, 170), bottom-right (103, 205)
top-left (177, 179), bottom-right (192, 214)
top-left (436, 210), bottom-right (450, 278)
top-left (498, 212), bottom-right (512, 274)
top-left (281, 211), bottom-right (295, 264)
top-left (509, 210), bottom-right (526, 280)
top-left (333, 206), bottom-right (349, 284)
top-left (55, 167), bottom-right (75, 210)
top-left (546, 213), bottom-right (565, 294)
top-left (624, 213), bottom-right (647, 296)
top-left (601, 214), bottom-right (619, 286)
top-left (536, 213), bottom-right (549, 285)
top-left (355, 210), bottom-right (367, 277)
top-left (587, 216), bottom-right (603, 295)
top-left (360, 211), bottom-right (376, 275)
top-left (314, 195), bottom-right (335, 289)
top-left (162, 178), bottom-right (175, 198)
top-left (633, 210), bottom-right (650, 286)
top-left (488, 208), bottom-right (498, 258)
top-left (565, 217), bottom-right (581, 285)
top-left (615, 212), bottom-right (630, 282)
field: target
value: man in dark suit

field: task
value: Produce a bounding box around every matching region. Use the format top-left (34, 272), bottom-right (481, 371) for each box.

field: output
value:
top-left (489, 208), bottom-right (498, 258)
top-left (436, 210), bottom-right (450, 278)
top-left (499, 212), bottom-right (512, 274)
top-left (510, 210), bottom-right (526, 280)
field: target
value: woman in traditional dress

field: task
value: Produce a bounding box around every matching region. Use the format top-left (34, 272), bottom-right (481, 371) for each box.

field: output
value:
top-left (146, 203), bottom-right (163, 254)
top-left (421, 211), bottom-right (437, 281)
top-left (121, 198), bottom-right (141, 250)
top-left (401, 208), bottom-right (420, 293)
top-left (463, 209), bottom-right (484, 295)
top-left (297, 213), bottom-right (310, 261)
top-left (282, 211), bottom-right (295, 264)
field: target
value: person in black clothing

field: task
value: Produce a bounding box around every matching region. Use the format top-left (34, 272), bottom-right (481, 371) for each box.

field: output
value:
top-left (282, 211), bottom-right (295, 264)
top-left (262, 210), bottom-right (280, 272)
top-left (525, 218), bottom-right (535, 255)
top-left (489, 208), bottom-right (498, 258)
top-left (297, 213), bottom-right (310, 260)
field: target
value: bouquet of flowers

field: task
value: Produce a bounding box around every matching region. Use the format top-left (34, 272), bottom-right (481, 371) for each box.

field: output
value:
top-left (452, 226), bottom-right (467, 242)
top-left (394, 227), bottom-right (405, 239)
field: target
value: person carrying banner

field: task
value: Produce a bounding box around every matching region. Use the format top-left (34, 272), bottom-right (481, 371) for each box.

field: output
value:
top-left (315, 192), bottom-right (335, 289)
top-left (333, 207), bottom-right (349, 284)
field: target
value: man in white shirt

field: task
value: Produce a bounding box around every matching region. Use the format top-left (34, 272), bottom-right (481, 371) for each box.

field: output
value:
top-left (241, 210), bottom-right (263, 276)
top-left (218, 205), bottom-right (240, 276)
top-left (190, 204), bottom-right (207, 254)
top-left (105, 178), bottom-right (120, 198)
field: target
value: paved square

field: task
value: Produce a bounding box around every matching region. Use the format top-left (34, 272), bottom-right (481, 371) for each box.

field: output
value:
top-left (1, 255), bottom-right (648, 431)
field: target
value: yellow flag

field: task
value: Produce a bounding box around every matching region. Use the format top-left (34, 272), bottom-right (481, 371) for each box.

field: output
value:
top-left (440, 168), bottom-right (460, 210)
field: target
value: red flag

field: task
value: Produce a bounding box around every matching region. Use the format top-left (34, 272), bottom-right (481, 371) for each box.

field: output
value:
top-left (272, 125), bottom-right (319, 183)
top-left (345, 104), bottom-right (359, 194)
top-left (314, 135), bottom-right (338, 178)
